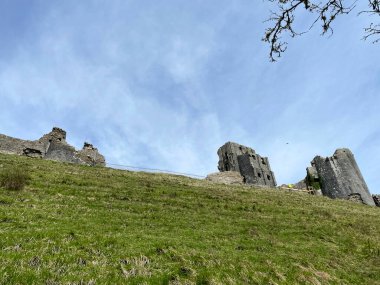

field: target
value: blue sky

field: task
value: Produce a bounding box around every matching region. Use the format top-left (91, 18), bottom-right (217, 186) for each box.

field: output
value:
top-left (0, 0), bottom-right (379, 193)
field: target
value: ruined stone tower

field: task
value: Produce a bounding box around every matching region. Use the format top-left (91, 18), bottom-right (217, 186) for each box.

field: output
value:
top-left (217, 142), bottom-right (276, 187)
top-left (0, 127), bottom-right (105, 166)
top-left (307, 148), bottom-right (375, 206)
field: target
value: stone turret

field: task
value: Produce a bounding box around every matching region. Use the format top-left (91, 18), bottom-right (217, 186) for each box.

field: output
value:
top-left (0, 127), bottom-right (105, 167)
top-left (40, 127), bottom-right (67, 144)
top-left (217, 142), bottom-right (276, 187)
top-left (307, 148), bottom-right (375, 206)
top-left (76, 142), bottom-right (106, 166)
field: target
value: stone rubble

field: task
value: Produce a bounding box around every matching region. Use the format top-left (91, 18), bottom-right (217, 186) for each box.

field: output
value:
top-left (205, 171), bottom-right (245, 185)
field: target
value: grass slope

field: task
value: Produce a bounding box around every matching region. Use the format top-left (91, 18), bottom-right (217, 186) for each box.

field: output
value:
top-left (0, 154), bottom-right (379, 285)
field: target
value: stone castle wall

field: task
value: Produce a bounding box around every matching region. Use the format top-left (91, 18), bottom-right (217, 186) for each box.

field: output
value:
top-left (238, 154), bottom-right (276, 186)
top-left (2, 130), bottom-right (378, 206)
top-left (0, 127), bottom-right (105, 166)
top-left (217, 142), bottom-right (276, 187)
top-left (307, 148), bottom-right (375, 206)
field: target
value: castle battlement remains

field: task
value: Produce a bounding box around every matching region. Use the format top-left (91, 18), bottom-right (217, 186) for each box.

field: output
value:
top-left (0, 127), bottom-right (105, 166)
top-left (306, 148), bottom-right (375, 206)
top-left (217, 142), bottom-right (276, 187)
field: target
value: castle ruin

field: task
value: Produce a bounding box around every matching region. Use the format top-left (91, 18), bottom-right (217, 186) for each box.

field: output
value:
top-left (217, 142), bottom-right (276, 187)
top-left (306, 148), bottom-right (375, 206)
top-left (0, 127), bottom-right (105, 166)
top-left (373, 195), bottom-right (380, 207)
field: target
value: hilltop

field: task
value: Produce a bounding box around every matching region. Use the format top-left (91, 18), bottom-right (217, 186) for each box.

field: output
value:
top-left (0, 153), bottom-right (379, 284)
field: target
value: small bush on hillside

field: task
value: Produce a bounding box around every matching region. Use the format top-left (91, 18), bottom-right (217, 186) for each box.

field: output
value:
top-left (0, 165), bottom-right (30, 190)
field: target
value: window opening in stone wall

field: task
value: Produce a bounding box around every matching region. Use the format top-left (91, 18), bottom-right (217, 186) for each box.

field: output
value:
top-left (261, 158), bottom-right (266, 165)
top-left (258, 173), bottom-right (262, 178)
top-left (267, 175), bottom-right (271, 180)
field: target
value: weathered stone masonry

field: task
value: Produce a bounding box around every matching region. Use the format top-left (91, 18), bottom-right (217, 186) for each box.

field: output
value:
top-left (373, 195), bottom-right (380, 207)
top-left (217, 142), bottom-right (276, 187)
top-left (306, 148), bottom-right (375, 206)
top-left (0, 127), bottom-right (105, 166)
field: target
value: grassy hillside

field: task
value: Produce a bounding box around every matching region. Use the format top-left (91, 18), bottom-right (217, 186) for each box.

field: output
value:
top-left (0, 154), bottom-right (379, 285)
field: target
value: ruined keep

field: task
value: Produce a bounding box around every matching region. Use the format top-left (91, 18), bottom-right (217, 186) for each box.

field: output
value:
top-left (0, 127), bottom-right (105, 166)
top-left (306, 148), bottom-right (375, 206)
top-left (217, 142), bottom-right (276, 187)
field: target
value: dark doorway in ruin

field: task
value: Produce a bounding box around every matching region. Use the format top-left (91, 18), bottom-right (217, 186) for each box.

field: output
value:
top-left (23, 148), bottom-right (43, 158)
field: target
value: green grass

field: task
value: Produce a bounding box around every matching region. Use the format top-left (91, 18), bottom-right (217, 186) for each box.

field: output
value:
top-left (0, 153), bottom-right (379, 284)
top-left (0, 164), bottom-right (30, 191)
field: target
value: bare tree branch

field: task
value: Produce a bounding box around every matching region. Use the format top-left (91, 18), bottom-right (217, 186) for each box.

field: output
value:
top-left (263, 0), bottom-right (379, 61)
top-left (362, 0), bottom-right (380, 42)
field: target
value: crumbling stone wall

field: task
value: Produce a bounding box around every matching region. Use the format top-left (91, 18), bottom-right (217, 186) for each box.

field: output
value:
top-left (218, 142), bottom-right (255, 172)
top-left (373, 195), bottom-right (380, 207)
top-left (0, 127), bottom-right (105, 166)
top-left (306, 148), bottom-right (375, 206)
top-left (217, 142), bottom-right (276, 187)
top-left (76, 143), bottom-right (105, 166)
top-left (0, 135), bottom-right (46, 157)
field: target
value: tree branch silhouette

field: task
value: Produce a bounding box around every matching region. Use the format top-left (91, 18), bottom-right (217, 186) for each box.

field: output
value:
top-left (263, 0), bottom-right (379, 61)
